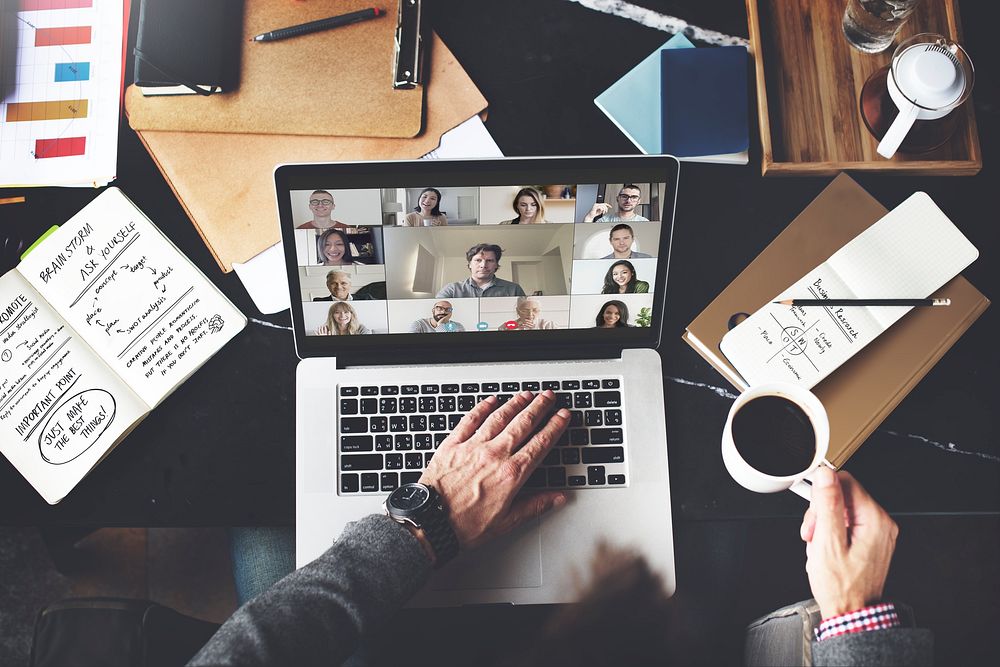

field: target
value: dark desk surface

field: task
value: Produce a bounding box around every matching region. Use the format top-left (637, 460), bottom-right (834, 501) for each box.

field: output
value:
top-left (1, 0), bottom-right (997, 525)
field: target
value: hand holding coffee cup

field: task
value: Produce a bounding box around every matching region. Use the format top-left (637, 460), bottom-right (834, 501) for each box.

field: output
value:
top-left (800, 468), bottom-right (899, 618)
top-left (721, 382), bottom-right (830, 499)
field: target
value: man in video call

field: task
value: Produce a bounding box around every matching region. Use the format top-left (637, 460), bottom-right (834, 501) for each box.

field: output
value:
top-left (436, 243), bottom-right (527, 298)
top-left (296, 191), bottom-right (370, 233)
top-left (584, 184), bottom-right (650, 223)
top-left (408, 300), bottom-right (466, 333)
top-left (312, 270), bottom-right (353, 302)
top-left (602, 223), bottom-right (653, 260)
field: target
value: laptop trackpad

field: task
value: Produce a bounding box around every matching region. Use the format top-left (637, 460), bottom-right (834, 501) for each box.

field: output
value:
top-left (431, 520), bottom-right (542, 590)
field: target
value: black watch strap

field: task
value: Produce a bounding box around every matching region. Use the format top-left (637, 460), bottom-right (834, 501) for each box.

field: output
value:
top-left (420, 496), bottom-right (459, 567)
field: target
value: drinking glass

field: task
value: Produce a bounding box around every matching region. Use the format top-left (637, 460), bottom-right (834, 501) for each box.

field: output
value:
top-left (842, 0), bottom-right (923, 54)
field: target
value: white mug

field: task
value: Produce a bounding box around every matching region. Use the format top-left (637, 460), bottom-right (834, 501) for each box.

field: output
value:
top-left (877, 33), bottom-right (974, 159)
top-left (721, 382), bottom-right (830, 500)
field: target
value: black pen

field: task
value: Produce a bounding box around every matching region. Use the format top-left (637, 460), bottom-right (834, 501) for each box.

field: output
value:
top-left (252, 7), bottom-right (386, 43)
top-left (773, 298), bottom-right (951, 307)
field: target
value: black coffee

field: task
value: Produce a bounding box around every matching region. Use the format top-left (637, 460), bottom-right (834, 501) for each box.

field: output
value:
top-left (732, 395), bottom-right (816, 477)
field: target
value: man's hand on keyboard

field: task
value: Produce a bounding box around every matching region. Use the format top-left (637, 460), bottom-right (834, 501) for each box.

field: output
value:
top-left (420, 390), bottom-right (570, 551)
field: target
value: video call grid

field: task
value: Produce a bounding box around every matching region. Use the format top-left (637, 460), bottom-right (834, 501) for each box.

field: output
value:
top-left (290, 183), bottom-right (666, 336)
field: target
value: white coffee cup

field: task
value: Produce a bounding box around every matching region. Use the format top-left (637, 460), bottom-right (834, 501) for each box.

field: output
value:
top-left (721, 382), bottom-right (830, 500)
top-left (877, 33), bottom-right (974, 159)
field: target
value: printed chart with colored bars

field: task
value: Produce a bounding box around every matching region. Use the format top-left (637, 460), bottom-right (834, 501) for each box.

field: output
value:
top-left (0, 0), bottom-right (124, 187)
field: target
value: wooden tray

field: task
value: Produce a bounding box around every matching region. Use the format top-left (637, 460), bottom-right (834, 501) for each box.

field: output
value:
top-left (746, 0), bottom-right (981, 176)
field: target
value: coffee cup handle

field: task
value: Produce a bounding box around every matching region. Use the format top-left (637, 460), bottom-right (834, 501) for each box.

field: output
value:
top-left (789, 478), bottom-right (813, 500)
top-left (877, 101), bottom-right (920, 158)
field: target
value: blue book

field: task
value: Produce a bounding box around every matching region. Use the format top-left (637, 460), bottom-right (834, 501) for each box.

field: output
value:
top-left (660, 45), bottom-right (749, 159)
top-left (594, 35), bottom-right (748, 164)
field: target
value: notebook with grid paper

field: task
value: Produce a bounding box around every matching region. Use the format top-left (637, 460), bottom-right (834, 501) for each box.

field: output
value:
top-left (719, 192), bottom-right (979, 388)
top-left (277, 156), bottom-right (679, 605)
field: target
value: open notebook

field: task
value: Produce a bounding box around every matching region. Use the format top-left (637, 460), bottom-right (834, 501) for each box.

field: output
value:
top-left (720, 192), bottom-right (979, 388)
top-left (0, 188), bottom-right (245, 503)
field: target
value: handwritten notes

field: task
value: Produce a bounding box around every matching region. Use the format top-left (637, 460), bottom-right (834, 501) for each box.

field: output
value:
top-left (720, 193), bottom-right (979, 388)
top-left (0, 188), bottom-right (245, 503)
top-left (19, 188), bottom-right (245, 407)
top-left (0, 272), bottom-right (146, 504)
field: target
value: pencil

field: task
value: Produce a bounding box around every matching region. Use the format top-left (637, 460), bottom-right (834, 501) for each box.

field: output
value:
top-left (773, 298), bottom-right (951, 307)
top-left (252, 8), bottom-right (385, 43)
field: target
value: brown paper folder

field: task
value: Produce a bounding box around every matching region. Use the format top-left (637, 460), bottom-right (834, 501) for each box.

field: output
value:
top-left (683, 174), bottom-right (989, 468)
top-left (126, 0), bottom-right (423, 137)
top-left (128, 34), bottom-right (488, 273)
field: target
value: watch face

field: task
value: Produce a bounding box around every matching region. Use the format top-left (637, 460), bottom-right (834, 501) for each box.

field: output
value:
top-left (391, 484), bottom-right (430, 511)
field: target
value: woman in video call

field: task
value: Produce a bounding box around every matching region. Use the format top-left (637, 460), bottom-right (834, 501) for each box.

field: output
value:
top-left (401, 187), bottom-right (449, 226)
top-left (498, 297), bottom-right (558, 330)
top-left (601, 260), bottom-right (649, 295)
top-left (315, 302), bottom-right (372, 335)
top-left (595, 300), bottom-right (630, 328)
top-left (317, 228), bottom-right (363, 267)
top-left (501, 187), bottom-right (548, 224)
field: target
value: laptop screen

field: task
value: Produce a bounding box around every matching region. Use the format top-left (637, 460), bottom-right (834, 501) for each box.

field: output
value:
top-left (275, 156), bottom-right (679, 360)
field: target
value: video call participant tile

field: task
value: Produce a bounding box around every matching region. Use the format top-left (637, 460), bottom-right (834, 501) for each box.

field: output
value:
top-left (574, 183), bottom-right (666, 223)
top-left (298, 265), bottom-right (387, 302)
top-left (382, 225), bottom-right (575, 300)
top-left (479, 295), bottom-right (571, 331)
top-left (569, 293), bottom-right (654, 329)
top-left (303, 300), bottom-right (389, 336)
top-left (386, 186), bottom-right (481, 227)
top-left (386, 298), bottom-right (480, 334)
top-left (570, 257), bottom-right (657, 295)
top-left (573, 222), bottom-right (661, 260)
top-left (290, 188), bottom-right (383, 230)
top-left (477, 186), bottom-right (577, 225)
top-left (293, 227), bottom-right (386, 268)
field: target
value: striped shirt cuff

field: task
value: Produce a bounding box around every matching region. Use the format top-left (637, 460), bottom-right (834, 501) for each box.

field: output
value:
top-left (816, 603), bottom-right (901, 641)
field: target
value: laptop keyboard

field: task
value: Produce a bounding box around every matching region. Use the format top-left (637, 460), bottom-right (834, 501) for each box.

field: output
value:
top-left (338, 378), bottom-right (628, 495)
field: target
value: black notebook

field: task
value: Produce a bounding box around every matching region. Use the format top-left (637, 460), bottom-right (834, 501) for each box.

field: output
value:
top-left (134, 0), bottom-right (243, 96)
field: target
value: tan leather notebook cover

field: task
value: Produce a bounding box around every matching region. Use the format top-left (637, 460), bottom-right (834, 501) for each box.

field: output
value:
top-left (126, 0), bottom-right (423, 137)
top-left (683, 173), bottom-right (989, 468)
top-left (129, 34), bottom-right (487, 272)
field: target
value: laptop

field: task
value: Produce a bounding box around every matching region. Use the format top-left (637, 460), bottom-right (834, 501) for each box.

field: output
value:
top-left (276, 155), bottom-right (679, 606)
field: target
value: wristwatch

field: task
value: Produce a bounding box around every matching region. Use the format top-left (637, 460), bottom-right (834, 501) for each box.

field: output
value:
top-left (384, 483), bottom-right (459, 566)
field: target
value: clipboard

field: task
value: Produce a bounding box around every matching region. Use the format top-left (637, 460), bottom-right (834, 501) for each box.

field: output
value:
top-left (125, 0), bottom-right (424, 137)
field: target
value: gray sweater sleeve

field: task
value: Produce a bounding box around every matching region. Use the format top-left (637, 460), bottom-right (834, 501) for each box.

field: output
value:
top-left (188, 514), bottom-right (432, 667)
top-left (812, 628), bottom-right (934, 666)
